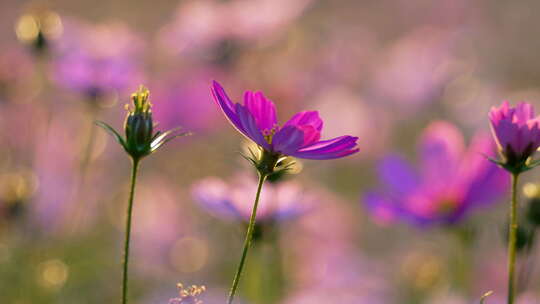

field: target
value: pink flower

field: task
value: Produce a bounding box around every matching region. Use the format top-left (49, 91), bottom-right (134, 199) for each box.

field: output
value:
top-left (211, 81), bottom-right (359, 160)
top-left (489, 101), bottom-right (540, 171)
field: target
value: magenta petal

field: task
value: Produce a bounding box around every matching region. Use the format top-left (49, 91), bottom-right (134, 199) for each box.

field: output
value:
top-left (297, 125), bottom-right (321, 147)
top-left (211, 81), bottom-right (246, 134)
top-left (283, 111), bottom-right (323, 132)
top-left (363, 192), bottom-right (399, 224)
top-left (419, 121), bottom-right (464, 182)
top-left (514, 102), bottom-right (535, 125)
top-left (460, 134), bottom-right (508, 207)
top-left (292, 136), bottom-right (359, 159)
top-left (378, 155), bottom-right (420, 195)
top-left (298, 136), bottom-right (358, 153)
top-left (235, 104), bottom-right (270, 149)
top-left (244, 91), bottom-right (278, 132)
top-left (272, 125), bottom-right (305, 155)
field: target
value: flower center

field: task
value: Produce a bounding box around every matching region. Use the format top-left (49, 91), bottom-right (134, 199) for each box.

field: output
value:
top-left (437, 199), bottom-right (458, 215)
top-left (262, 126), bottom-right (278, 144)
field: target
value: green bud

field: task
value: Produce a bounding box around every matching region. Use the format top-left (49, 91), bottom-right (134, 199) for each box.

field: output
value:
top-left (96, 85), bottom-right (190, 161)
top-left (124, 86), bottom-right (154, 159)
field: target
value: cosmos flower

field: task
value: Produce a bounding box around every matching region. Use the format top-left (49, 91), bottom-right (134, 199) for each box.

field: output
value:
top-left (191, 173), bottom-right (314, 223)
top-left (52, 18), bottom-right (145, 99)
top-left (489, 101), bottom-right (540, 172)
top-left (211, 81), bottom-right (359, 161)
top-left (363, 121), bottom-right (508, 226)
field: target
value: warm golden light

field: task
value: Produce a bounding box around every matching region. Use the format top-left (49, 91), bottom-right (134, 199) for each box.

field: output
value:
top-left (37, 259), bottom-right (69, 289)
top-left (15, 10), bottom-right (63, 44)
top-left (523, 182), bottom-right (539, 198)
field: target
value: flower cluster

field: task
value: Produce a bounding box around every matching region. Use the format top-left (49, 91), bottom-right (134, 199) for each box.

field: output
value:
top-left (169, 283), bottom-right (206, 304)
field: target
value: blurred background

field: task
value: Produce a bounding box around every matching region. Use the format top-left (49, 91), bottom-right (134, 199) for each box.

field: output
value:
top-left (1, 0), bottom-right (540, 303)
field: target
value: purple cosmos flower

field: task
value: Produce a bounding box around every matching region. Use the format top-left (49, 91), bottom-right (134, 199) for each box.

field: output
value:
top-left (211, 81), bottom-right (359, 160)
top-left (52, 18), bottom-right (145, 99)
top-left (489, 101), bottom-right (540, 171)
top-left (192, 173), bottom-right (314, 223)
top-left (363, 121), bottom-right (508, 226)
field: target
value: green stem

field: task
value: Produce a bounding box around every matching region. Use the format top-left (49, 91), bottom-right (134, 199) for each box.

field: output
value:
top-left (507, 173), bottom-right (519, 304)
top-left (122, 158), bottom-right (140, 304)
top-left (227, 173), bottom-right (267, 304)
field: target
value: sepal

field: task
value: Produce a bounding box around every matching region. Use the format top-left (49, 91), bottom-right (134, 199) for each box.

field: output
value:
top-left (95, 121), bottom-right (127, 149)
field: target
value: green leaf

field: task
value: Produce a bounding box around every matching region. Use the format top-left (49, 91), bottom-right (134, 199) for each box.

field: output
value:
top-left (480, 291), bottom-right (493, 304)
top-left (95, 121), bottom-right (126, 149)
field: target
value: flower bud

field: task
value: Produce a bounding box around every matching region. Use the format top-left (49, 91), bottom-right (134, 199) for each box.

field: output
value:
top-left (124, 86), bottom-right (154, 159)
top-left (96, 85), bottom-right (189, 161)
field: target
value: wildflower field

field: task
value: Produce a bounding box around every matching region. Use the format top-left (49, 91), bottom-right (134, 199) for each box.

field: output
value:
top-left (2, 1), bottom-right (540, 304)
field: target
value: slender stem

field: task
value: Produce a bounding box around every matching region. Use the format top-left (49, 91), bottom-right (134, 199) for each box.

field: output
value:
top-left (507, 172), bottom-right (520, 304)
top-left (122, 158), bottom-right (140, 304)
top-left (227, 173), bottom-right (267, 304)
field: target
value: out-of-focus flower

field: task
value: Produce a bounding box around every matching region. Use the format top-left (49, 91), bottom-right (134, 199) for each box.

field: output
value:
top-left (364, 121), bottom-right (508, 226)
top-left (51, 18), bottom-right (144, 99)
top-left (489, 101), bottom-right (540, 173)
top-left (310, 86), bottom-right (391, 158)
top-left (31, 110), bottom-right (80, 233)
top-left (192, 173), bottom-right (314, 224)
top-left (211, 81), bottom-right (359, 164)
top-left (157, 0), bottom-right (313, 57)
top-left (370, 27), bottom-right (459, 112)
top-left (169, 283), bottom-right (206, 304)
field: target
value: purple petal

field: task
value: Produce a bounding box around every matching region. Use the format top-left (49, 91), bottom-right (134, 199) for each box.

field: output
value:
top-left (363, 192), bottom-right (431, 227)
top-left (211, 81), bottom-right (246, 134)
top-left (460, 133), bottom-right (508, 208)
top-left (191, 178), bottom-right (243, 220)
top-left (297, 136), bottom-right (358, 153)
top-left (292, 136), bottom-right (359, 159)
top-left (514, 102), bottom-right (535, 125)
top-left (419, 121), bottom-right (464, 182)
top-left (244, 91), bottom-right (278, 132)
top-left (378, 155), bottom-right (420, 196)
top-left (283, 111), bottom-right (323, 132)
top-left (297, 125), bottom-right (321, 147)
top-left (363, 192), bottom-right (400, 225)
top-left (272, 125), bottom-right (305, 155)
top-left (235, 104), bottom-right (270, 149)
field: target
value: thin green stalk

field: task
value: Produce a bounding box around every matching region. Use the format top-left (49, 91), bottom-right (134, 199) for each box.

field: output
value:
top-left (227, 173), bottom-right (267, 304)
top-left (122, 158), bottom-right (140, 304)
top-left (507, 173), bottom-right (519, 304)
